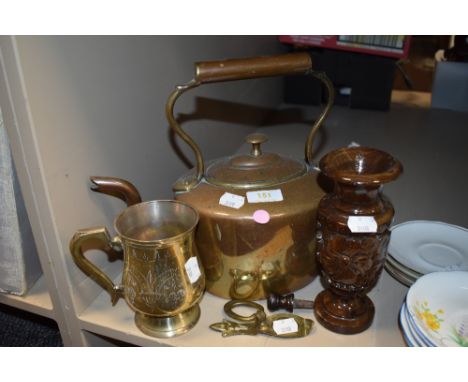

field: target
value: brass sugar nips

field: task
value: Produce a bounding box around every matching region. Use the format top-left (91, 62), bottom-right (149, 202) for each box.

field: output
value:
top-left (210, 300), bottom-right (313, 338)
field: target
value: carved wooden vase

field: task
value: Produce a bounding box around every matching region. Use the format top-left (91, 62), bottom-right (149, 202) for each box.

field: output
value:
top-left (314, 147), bottom-right (402, 334)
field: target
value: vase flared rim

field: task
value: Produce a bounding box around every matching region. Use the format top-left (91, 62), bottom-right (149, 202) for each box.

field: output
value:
top-left (319, 146), bottom-right (402, 186)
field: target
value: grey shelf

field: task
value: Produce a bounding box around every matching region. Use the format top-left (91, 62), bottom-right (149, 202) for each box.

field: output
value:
top-left (0, 276), bottom-right (54, 319)
top-left (77, 271), bottom-right (407, 347)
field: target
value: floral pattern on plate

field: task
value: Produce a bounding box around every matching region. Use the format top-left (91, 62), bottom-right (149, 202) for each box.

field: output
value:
top-left (414, 300), bottom-right (444, 331)
top-left (406, 271), bottom-right (468, 347)
top-left (411, 300), bottom-right (468, 347)
top-left (450, 316), bottom-right (468, 347)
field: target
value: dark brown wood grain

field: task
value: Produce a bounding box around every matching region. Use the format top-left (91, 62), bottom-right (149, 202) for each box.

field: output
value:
top-left (267, 293), bottom-right (295, 312)
top-left (195, 53), bottom-right (312, 84)
top-left (267, 292), bottom-right (315, 312)
top-left (314, 147), bottom-right (402, 334)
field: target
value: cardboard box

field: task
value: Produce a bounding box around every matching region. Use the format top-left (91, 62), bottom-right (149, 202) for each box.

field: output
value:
top-left (0, 110), bottom-right (42, 295)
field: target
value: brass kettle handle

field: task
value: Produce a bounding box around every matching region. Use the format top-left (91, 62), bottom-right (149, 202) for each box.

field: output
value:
top-left (69, 227), bottom-right (123, 305)
top-left (166, 52), bottom-right (335, 192)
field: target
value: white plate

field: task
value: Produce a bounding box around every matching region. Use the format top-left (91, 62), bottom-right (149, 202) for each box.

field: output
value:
top-left (389, 221), bottom-right (468, 275)
top-left (404, 303), bottom-right (435, 347)
top-left (406, 271), bottom-right (468, 347)
top-left (399, 302), bottom-right (426, 347)
top-left (403, 303), bottom-right (431, 347)
top-left (386, 254), bottom-right (423, 279)
top-left (385, 261), bottom-right (416, 287)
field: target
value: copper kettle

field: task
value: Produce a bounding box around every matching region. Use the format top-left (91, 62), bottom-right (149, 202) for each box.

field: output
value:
top-left (92, 53), bottom-right (334, 300)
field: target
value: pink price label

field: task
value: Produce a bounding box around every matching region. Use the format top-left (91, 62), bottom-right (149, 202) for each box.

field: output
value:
top-left (253, 209), bottom-right (270, 224)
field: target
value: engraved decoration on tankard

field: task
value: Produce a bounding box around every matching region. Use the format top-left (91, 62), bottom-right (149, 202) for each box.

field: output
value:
top-left (69, 200), bottom-right (205, 338)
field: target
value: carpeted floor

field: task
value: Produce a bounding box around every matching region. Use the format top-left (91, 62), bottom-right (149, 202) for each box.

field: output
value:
top-left (0, 304), bottom-right (63, 346)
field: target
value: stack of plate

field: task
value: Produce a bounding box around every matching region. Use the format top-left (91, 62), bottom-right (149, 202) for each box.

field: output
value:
top-left (399, 271), bottom-right (468, 347)
top-left (399, 301), bottom-right (430, 346)
top-left (385, 220), bottom-right (468, 287)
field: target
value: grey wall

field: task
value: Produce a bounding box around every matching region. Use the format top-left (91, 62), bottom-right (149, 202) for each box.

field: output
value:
top-left (5, 36), bottom-right (286, 310)
top-left (13, 35), bottom-right (285, 224)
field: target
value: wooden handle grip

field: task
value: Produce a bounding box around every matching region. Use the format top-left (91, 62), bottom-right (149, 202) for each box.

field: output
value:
top-left (267, 293), bottom-right (315, 312)
top-left (195, 53), bottom-right (312, 84)
top-left (267, 293), bottom-right (295, 312)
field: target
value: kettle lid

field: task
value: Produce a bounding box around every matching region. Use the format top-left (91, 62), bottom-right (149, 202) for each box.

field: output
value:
top-left (204, 133), bottom-right (307, 189)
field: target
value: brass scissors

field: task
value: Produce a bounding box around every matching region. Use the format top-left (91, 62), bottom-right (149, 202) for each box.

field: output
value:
top-left (210, 300), bottom-right (314, 338)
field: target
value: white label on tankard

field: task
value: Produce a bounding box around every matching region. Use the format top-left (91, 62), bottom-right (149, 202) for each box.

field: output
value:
top-left (185, 257), bottom-right (201, 283)
top-left (272, 318), bottom-right (298, 335)
top-left (219, 192), bottom-right (245, 209)
top-left (347, 216), bottom-right (378, 233)
top-left (246, 189), bottom-right (283, 203)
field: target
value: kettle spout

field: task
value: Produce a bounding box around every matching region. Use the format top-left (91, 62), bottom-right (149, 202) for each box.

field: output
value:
top-left (90, 176), bottom-right (142, 207)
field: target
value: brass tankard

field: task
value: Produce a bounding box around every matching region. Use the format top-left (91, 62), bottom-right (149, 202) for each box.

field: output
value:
top-left (69, 200), bottom-right (205, 338)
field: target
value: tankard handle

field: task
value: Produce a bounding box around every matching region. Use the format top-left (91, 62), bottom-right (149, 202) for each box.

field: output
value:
top-left (69, 227), bottom-right (123, 305)
top-left (166, 52), bottom-right (335, 192)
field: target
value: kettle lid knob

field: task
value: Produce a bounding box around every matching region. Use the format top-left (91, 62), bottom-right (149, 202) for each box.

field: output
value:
top-left (246, 133), bottom-right (268, 157)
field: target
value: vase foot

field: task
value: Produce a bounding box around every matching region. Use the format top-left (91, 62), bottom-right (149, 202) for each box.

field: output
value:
top-left (134, 304), bottom-right (201, 338)
top-left (314, 290), bottom-right (374, 334)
